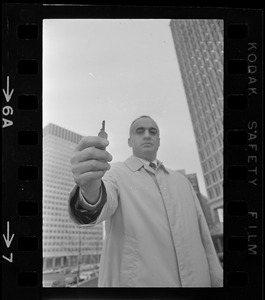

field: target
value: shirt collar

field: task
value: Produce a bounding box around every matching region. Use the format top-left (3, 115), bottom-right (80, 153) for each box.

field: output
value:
top-left (137, 157), bottom-right (158, 166)
top-left (124, 155), bottom-right (169, 173)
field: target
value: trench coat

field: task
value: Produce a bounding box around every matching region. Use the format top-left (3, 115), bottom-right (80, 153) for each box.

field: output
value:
top-left (69, 156), bottom-right (223, 287)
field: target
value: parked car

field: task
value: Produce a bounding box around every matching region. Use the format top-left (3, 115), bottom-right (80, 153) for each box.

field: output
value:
top-left (65, 277), bottom-right (75, 285)
top-left (43, 269), bottom-right (54, 275)
top-left (43, 280), bottom-right (54, 287)
top-left (51, 280), bottom-right (66, 288)
top-left (61, 267), bottom-right (71, 274)
top-left (52, 268), bottom-right (61, 274)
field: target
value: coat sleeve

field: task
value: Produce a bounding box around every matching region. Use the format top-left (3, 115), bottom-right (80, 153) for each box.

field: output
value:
top-left (68, 182), bottom-right (107, 226)
top-left (68, 168), bottom-right (119, 227)
top-left (189, 183), bottom-right (223, 287)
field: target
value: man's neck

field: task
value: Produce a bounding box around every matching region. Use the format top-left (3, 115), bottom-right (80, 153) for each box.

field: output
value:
top-left (135, 156), bottom-right (157, 165)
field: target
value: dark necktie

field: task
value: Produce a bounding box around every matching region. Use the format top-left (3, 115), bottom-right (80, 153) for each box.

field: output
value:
top-left (149, 162), bottom-right (156, 170)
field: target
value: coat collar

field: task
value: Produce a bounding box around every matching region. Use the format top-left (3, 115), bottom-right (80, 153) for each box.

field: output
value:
top-left (124, 155), bottom-right (169, 173)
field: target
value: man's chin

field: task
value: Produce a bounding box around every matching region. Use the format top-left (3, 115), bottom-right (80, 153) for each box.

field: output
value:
top-left (136, 150), bottom-right (156, 161)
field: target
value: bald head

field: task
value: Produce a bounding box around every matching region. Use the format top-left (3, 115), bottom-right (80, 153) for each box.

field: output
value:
top-left (129, 115), bottom-right (159, 136)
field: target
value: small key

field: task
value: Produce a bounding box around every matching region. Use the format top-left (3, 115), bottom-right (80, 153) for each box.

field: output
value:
top-left (98, 120), bottom-right (108, 150)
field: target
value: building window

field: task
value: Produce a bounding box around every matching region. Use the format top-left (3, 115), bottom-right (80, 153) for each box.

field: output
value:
top-left (205, 175), bottom-right (211, 186)
top-left (202, 163), bottom-right (208, 173)
top-left (208, 128), bottom-right (214, 140)
top-left (208, 158), bottom-right (214, 170)
top-left (212, 140), bottom-right (217, 152)
top-left (211, 171), bottom-right (218, 183)
top-left (205, 146), bottom-right (211, 157)
top-left (217, 135), bottom-right (223, 148)
top-left (208, 188), bottom-right (214, 200)
top-left (214, 184), bottom-right (221, 196)
top-left (218, 168), bottom-right (223, 179)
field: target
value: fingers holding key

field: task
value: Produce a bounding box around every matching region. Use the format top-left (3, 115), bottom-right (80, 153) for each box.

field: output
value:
top-left (70, 136), bottom-right (113, 191)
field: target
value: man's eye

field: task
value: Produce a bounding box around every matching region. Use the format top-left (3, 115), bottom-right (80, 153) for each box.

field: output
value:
top-left (136, 129), bottom-right (144, 134)
top-left (150, 129), bottom-right (157, 135)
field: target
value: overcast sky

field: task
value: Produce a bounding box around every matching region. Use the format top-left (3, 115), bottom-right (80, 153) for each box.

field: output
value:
top-left (43, 19), bottom-right (207, 195)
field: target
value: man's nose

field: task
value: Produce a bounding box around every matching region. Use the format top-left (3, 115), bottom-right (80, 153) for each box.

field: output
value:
top-left (143, 129), bottom-right (151, 138)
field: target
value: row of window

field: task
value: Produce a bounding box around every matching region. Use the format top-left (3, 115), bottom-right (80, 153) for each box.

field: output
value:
top-left (208, 183), bottom-right (223, 200)
top-left (44, 184), bottom-right (72, 193)
top-left (202, 159), bottom-right (223, 177)
top-left (43, 247), bottom-right (101, 253)
top-left (43, 200), bottom-right (66, 206)
top-left (43, 230), bottom-right (102, 237)
top-left (43, 172), bottom-right (73, 184)
top-left (43, 177), bottom-right (73, 188)
top-left (182, 20), bottom-right (223, 59)
top-left (43, 125), bottom-right (83, 144)
top-left (43, 207), bottom-right (66, 213)
top-left (184, 49), bottom-right (223, 103)
top-left (205, 167), bottom-right (223, 187)
top-left (181, 27), bottom-right (223, 84)
top-left (43, 227), bottom-right (100, 233)
top-left (43, 162), bottom-right (72, 174)
top-left (44, 144), bottom-right (73, 155)
top-left (196, 116), bottom-right (222, 139)
top-left (43, 202), bottom-right (66, 208)
top-left (188, 84), bottom-right (223, 117)
top-left (44, 137), bottom-right (76, 152)
top-left (43, 194), bottom-right (69, 202)
top-left (43, 195), bottom-right (69, 202)
top-left (198, 134), bottom-right (223, 156)
top-left (183, 60), bottom-right (223, 102)
top-left (190, 54), bottom-right (223, 90)
top-left (43, 225), bottom-right (102, 232)
top-left (44, 223), bottom-right (76, 228)
top-left (43, 217), bottom-right (70, 223)
top-left (191, 101), bottom-right (223, 132)
top-left (43, 212), bottom-right (64, 218)
top-left (171, 19), bottom-right (223, 74)
top-left (44, 140), bottom-right (75, 152)
top-left (43, 232), bottom-right (101, 239)
top-left (190, 78), bottom-right (223, 113)
top-left (43, 239), bottom-right (102, 245)
top-left (43, 152), bottom-right (72, 166)
top-left (199, 145), bottom-right (223, 164)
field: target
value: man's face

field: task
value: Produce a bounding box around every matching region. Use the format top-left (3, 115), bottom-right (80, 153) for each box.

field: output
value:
top-left (128, 117), bottom-right (160, 162)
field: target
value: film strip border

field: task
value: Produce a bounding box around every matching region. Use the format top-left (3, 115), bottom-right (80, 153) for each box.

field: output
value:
top-left (2, 4), bottom-right (42, 300)
top-left (2, 4), bottom-right (263, 300)
top-left (225, 11), bottom-right (262, 295)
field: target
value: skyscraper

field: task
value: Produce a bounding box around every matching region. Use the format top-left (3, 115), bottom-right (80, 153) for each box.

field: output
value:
top-left (43, 123), bottom-right (103, 271)
top-left (170, 19), bottom-right (223, 241)
top-left (177, 170), bottom-right (214, 229)
top-left (177, 169), bottom-right (222, 253)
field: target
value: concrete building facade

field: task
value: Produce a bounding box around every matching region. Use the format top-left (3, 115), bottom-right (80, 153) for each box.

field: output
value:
top-left (43, 123), bottom-right (103, 270)
top-left (170, 20), bottom-right (223, 243)
top-left (177, 169), bottom-right (222, 253)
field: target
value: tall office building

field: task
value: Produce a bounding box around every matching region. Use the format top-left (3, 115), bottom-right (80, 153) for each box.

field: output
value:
top-left (170, 20), bottom-right (223, 241)
top-left (43, 123), bottom-right (103, 270)
top-left (177, 169), bottom-right (222, 253)
top-left (177, 170), bottom-right (213, 228)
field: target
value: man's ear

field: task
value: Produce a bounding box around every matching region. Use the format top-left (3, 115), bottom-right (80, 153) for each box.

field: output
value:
top-left (128, 138), bottom-right (132, 148)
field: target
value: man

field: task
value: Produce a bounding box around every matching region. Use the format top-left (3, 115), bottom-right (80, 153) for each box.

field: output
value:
top-left (69, 116), bottom-right (223, 287)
